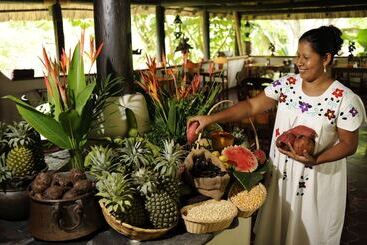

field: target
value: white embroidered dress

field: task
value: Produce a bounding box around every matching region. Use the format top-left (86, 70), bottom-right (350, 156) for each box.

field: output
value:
top-left (254, 74), bottom-right (366, 245)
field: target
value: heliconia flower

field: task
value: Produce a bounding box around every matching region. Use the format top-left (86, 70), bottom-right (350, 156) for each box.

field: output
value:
top-left (40, 47), bottom-right (52, 72)
top-left (190, 74), bottom-right (200, 94)
top-left (85, 36), bottom-right (103, 66)
top-left (43, 74), bottom-right (53, 97)
top-left (60, 49), bottom-right (69, 75)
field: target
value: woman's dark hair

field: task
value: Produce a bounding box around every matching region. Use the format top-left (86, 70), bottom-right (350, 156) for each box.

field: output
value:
top-left (299, 25), bottom-right (343, 60)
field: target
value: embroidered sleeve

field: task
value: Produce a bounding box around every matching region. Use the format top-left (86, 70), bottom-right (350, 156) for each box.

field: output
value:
top-left (264, 75), bottom-right (296, 101)
top-left (337, 93), bottom-right (366, 131)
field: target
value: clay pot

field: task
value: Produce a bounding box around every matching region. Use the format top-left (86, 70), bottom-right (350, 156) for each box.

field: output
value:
top-left (0, 186), bottom-right (29, 220)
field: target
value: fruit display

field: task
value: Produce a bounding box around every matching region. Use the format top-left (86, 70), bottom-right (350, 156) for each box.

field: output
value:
top-left (183, 148), bottom-right (230, 200)
top-left (29, 169), bottom-right (94, 201)
top-left (93, 137), bottom-right (185, 238)
top-left (276, 125), bottom-right (316, 156)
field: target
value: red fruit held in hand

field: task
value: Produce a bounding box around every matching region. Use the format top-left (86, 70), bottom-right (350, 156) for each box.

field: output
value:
top-left (253, 149), bottom-right (267, 164)
top-left (187, 121), bottom-right (199, 144)
top-left (289, 125), bottom-right (316, 139)
top-left (293, 135), bottom-right (315, 156)
top-left (276, 132), bottom-right (296, 151)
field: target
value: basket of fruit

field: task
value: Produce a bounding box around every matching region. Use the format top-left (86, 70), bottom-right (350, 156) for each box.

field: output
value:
top-left (181, 199), bottom-right (238, 234)
top-left (183, 148), bottom-right (230, 200)
top-left (90, 138), bottom-right (184, 241)
top-left (100, 201), bottom-right (177, 241)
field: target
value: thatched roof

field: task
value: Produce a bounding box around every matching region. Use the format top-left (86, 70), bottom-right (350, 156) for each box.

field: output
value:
top-left (0, 0), bottom-right (367, 21)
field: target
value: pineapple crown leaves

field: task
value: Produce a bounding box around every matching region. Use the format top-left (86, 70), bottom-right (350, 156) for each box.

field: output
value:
top-left (96, 172), bottom-right (135, 214)
top-left (118, 137), bottom-right (154, 169)
top-left (84, 145), bottom-right (119, 178)
top-left (5, 121), bottom-right (35, 148)
top-left (131, 167), bottom-right (158, 197)
top-left (154, 139), bottom-right (186, 178)
top-left (0, 153), bottom-right (12, 185)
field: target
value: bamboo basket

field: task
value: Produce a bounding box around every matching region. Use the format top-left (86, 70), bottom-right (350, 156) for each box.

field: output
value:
top-left (228, 182), bottom-right (267, 218)
top-left (100, 202), bottom-right (176, 241)
top-left (181, 199), bottom-right (238, 234)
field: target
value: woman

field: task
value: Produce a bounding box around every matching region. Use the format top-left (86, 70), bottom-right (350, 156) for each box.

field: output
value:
top-left (188, 25), bottom-right (366, 244)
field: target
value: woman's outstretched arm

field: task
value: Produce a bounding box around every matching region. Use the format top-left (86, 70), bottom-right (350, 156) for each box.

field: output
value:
top-left (187, 91), bottom-right (277, 133)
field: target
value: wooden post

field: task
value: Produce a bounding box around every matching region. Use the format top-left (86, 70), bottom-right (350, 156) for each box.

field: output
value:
top-left (201, 10), bottom-right (210, 60)
top-left (233, 11), bottom-right (243, 56)
top-left (156, 6), bottom-right (166, 62)
top-left (94, 0), bottom-right (133, 94)
top-left (51, 1), bottom-right (64, 61)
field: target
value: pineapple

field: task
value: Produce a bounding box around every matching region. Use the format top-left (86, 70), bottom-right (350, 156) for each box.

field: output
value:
top-left (154, 139), bottom-right (186, 178)
top-left (117, 137), bottom-right (154, 170)
top-left (96, 172), bottom-right (135, 214)
top-left (5, 122), bottom-right (38, 177)
top-left (84, 145), bottom-right (120, 178)
top-left (145, 191), bottom-right (179, 229)
top-left (154, 139), bottom-right (186, 201)
top-left (132, 167), bottom-right (158, 196)
top-left (158, 176), bottom-right (181, 202)
top-left (120, 195), bottom-right (147, 227)
top-left (0, 153), bottom-right (11, 185)
top-left (96, 172), bottom-right (146, 227)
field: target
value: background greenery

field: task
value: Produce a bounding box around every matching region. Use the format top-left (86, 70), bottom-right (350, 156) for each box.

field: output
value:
top-left (0, 16), bottom-right (366, 78)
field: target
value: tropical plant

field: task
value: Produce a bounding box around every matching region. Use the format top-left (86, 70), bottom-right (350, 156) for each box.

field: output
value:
top-left (138, 56), bottom-right (222, 146)
top-left (4, 33), bottom-right (122, 170)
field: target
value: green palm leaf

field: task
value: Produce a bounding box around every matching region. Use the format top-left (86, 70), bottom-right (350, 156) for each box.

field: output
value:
top-left (3, 95), bottom-right (71, 149)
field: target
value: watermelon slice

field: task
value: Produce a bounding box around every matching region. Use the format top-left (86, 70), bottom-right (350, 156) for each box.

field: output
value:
top-left (222, 146), bottom-right (258, 173)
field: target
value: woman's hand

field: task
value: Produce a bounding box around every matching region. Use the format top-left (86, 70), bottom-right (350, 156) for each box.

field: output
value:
top-left (277, 143), bottom-right (317, 166)
top-left (187, 115), bottom-right (213, 134)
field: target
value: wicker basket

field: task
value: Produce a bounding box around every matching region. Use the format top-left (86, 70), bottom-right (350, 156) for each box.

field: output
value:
top-left (100, 202), bottom-right (176, 241)
top-left (181, 199), bottom-right (238, 234)
top-left (228, 182), bottom-right (267, 218)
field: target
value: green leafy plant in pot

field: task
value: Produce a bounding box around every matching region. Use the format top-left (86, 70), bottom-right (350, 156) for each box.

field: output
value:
top-left (4, 35), bottom-right (122, 170)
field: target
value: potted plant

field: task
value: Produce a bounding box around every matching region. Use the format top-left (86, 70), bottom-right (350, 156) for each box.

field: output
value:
top-left (138, 56), bottom-right (222, 146)
top-left (4, 33), bottom-right (121, 170)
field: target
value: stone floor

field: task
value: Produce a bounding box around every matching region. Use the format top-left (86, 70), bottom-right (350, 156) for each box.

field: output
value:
top-left (340, 125), bottom-right (367, 245)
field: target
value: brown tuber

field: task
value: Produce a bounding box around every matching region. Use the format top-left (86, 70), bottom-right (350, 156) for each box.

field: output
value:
top-left (73, 179), bottom-right (94, 195)
top-left (69, 168), bottom-right (86, 184)
top-left (293, 135), bottom-right (315, 156)
top-left (44, 186), bottom-right (64, 200)
top-left (51, 173), bottom-right (73, 189)
top-left (31, 172), bottom-right (52, 193)
top-left (62, 188), bottom-right (80, 200)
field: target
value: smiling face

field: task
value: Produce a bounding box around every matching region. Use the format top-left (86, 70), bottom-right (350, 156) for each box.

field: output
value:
top-left (296, 41), bottom-right (329, 83)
